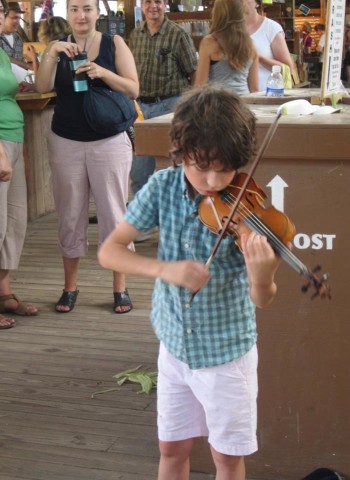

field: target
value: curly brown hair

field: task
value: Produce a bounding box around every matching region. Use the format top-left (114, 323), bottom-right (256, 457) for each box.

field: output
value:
top-left (170, 85), bottom-right (256, 171)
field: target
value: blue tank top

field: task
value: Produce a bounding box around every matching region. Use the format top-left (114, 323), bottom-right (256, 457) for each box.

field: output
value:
top-left (52, 33), bottom-right (117, 141)
top-left (209, 57), bottom-right (252, 96)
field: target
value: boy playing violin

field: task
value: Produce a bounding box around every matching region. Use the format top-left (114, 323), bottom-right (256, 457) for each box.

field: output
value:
top-left (98, 85), bottom-right (282, 480)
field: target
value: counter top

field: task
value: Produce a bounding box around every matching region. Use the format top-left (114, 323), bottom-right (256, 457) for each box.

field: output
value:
top-left (134, 103), bottom-right (350, 160)
top-left (242, 88), bottom-right (350, 105)
top-left (16, 91), bottom-right (56, 111)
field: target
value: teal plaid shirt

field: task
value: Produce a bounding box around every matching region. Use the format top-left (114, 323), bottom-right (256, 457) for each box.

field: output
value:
top-left (125, 167), bottom-right (257, 369)
top-left (128, 18), bottom-right (197, 97)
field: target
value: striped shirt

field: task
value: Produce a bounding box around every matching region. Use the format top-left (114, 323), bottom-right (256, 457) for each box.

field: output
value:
top-left (125, 167), bottom-right (257, 370)
top-left (128, 18), bottom-right (197, 97)
top-left (0, 33), bottom-right (24, 61)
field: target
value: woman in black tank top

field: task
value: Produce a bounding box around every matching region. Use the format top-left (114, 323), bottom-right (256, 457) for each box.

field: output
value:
top-left (35, 0), bottom-right (139, 315)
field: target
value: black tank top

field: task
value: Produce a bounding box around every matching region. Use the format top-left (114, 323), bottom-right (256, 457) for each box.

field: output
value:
top-left (52, 33), bottom-right (117, 141)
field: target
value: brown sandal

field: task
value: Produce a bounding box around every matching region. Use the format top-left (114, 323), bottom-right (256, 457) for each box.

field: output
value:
top-left (0, 314), bottom-right (16, 329)
top-left (0, 294), bottom-right (38, 316)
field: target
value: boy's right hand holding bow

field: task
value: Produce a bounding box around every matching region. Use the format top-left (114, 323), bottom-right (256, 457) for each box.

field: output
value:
top-left (98, 221), bottom-right (210, 292)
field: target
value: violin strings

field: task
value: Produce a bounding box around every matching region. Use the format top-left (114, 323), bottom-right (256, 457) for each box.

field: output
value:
top-left (222, 192), bottom-right (310, 277)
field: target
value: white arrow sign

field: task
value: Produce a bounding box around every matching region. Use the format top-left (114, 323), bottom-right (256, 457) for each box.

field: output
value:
top-left (267, 175), bottom-right (289, 212)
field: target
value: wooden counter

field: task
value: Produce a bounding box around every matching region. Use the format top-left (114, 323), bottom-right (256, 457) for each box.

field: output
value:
top-left (134, 103), bottom-right (350, 161)
top-left (16, 92), bottom-right (56, 221)
top-left (242, 87), bottom-right (350, 105)
top-left (16, 91), bottom-right (56, 111)
top-left (134, 105), bottom-right (350, 480)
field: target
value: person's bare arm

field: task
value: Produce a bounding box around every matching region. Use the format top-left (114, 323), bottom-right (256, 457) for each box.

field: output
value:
top-left (98, 220), bottom-right (210, 292)
top-left (194, 36), bottom-right (213, 87)
top-left (36, 40), bottom-right (81, 93)
top-left (248, 54), bottom-right (260, 92)
top-left (7, 55), bottom-right (30, 70)
top-left (259, 32), bottom-right (295, 73)
top-left (240, 232), bottom-right (281, 308)
top-left (24, 45), bottom-right (40, 73)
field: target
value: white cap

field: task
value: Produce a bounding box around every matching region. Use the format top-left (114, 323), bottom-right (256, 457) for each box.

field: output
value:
top-left (272, 65), bottom-right (281, 73)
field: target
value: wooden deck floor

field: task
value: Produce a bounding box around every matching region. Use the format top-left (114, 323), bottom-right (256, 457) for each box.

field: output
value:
top-left (0, 212), bottom-right (215, 480)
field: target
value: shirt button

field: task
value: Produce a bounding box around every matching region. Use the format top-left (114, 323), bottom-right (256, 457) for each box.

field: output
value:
top-left (186, 328), bottom-right (192, 334)
top-left (184, 243), bottom-right (189, 248)
top-left (185, 303), bottom-right (190, 309)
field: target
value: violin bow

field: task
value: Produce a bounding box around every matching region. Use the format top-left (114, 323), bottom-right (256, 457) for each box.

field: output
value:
top-left (189, 112), bottom-right (282, 305)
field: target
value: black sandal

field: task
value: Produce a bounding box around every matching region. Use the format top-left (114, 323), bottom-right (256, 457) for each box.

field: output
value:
top-left (55, 289), bottom-right (79, 313)
top-left (113, 290), bottom-right (133, 314)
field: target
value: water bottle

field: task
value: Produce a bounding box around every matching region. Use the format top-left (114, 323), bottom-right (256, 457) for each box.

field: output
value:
top-left (69, 52), bottom-right (89, 92)
top-left (266, 65), bottom-right (284, 97)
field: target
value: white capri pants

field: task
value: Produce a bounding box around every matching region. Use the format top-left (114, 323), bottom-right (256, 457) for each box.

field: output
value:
top-left (0, 140), bottom-right (27, 270)
top-left (48, 131), bottom-right (132, 258)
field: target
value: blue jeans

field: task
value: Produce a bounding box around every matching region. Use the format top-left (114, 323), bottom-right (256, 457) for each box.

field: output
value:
top-left (130, 95), bottom-right (180, 194)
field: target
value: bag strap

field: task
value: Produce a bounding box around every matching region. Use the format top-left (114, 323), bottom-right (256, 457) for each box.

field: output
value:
top-left (111, 34), bottom-right (116, 58)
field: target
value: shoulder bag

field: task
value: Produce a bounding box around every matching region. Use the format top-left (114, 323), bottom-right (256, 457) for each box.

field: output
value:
top-left (83, 86), bottom-right (137, 136)
top-left (83, 35), bottom-right (137, 136)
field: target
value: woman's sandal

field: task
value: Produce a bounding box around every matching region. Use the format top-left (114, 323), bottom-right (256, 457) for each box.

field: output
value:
top-left (0, 314), bottom-right (16, 329)
top-left (113, 290), bottom-right (133, 314)
top-left (0, 294), bottom-right (38, 316)
top-left (55, 289), bottom-right (79, 313)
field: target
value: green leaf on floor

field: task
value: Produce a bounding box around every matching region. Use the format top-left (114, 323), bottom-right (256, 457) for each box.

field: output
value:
top-left (91, 365), bottom-right (157, 398)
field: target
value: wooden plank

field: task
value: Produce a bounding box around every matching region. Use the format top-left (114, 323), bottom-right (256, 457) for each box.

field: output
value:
top-left (0, 211), bottom-right (215, 480)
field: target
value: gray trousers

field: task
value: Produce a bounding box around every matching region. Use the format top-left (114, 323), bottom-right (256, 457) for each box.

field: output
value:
top-left (0, 140), bottom-right (27, 270)
top-left (48, 131), bottom-right (133, 258)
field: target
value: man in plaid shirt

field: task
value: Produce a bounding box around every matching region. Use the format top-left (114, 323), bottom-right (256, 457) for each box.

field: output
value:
top-left (129, 0), bottom-right (197, 197)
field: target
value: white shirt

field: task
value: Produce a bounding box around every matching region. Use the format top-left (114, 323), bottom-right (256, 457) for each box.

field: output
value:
top-left (250, 18), bottom-right (283, 91)
top-left (318, 33), bottom-right (325, 62)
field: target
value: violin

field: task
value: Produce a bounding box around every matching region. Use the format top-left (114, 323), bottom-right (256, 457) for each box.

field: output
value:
top-left (198, 172), bottom-right (331, 300)
top-left (188, 112), bottom-right (330, 304)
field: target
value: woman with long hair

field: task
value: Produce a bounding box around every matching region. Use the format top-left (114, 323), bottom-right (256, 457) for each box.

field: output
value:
top-left (195, 0), bottom-right (259, 94)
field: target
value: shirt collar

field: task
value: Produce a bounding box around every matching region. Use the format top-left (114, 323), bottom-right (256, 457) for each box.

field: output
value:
top-left (141, 17), bottom-right (169, 35)
top-left (180, 167), bottom-right (202, 203)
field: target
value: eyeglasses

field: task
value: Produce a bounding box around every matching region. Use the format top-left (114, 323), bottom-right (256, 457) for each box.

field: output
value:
top-left (0, 7), bottom-right (8, 15)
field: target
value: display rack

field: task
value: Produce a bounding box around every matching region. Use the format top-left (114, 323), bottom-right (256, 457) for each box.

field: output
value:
top-left (167, 11), bottom-right (211, 50)
top-left (263, 0), bottom-right (299, 54)
top-left (263, 0), bottom-right (323, 56)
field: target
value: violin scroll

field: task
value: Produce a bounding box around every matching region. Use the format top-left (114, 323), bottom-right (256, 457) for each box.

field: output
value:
top-left (301, 265), bottom-right (331, 300)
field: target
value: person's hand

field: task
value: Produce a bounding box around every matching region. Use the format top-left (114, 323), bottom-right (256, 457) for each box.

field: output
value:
top-left (24, 44), bottom-right (38, 64)
top-left (18, 81), bottom-right (36, 92)
top-left (240, 232), bottom-right (281, 285)
top-left (76, 61), bottom-right (106, 80)
top-left (48, 40), bottom-right (83, 59)
top-left (0, 150), bottom-right (12, 182)
top-left (158, 260), bottom-right (211, 292)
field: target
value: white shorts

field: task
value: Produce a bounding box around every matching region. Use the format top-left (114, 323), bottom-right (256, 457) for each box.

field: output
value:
top-left (157, 343), bottom-right (258, 456)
